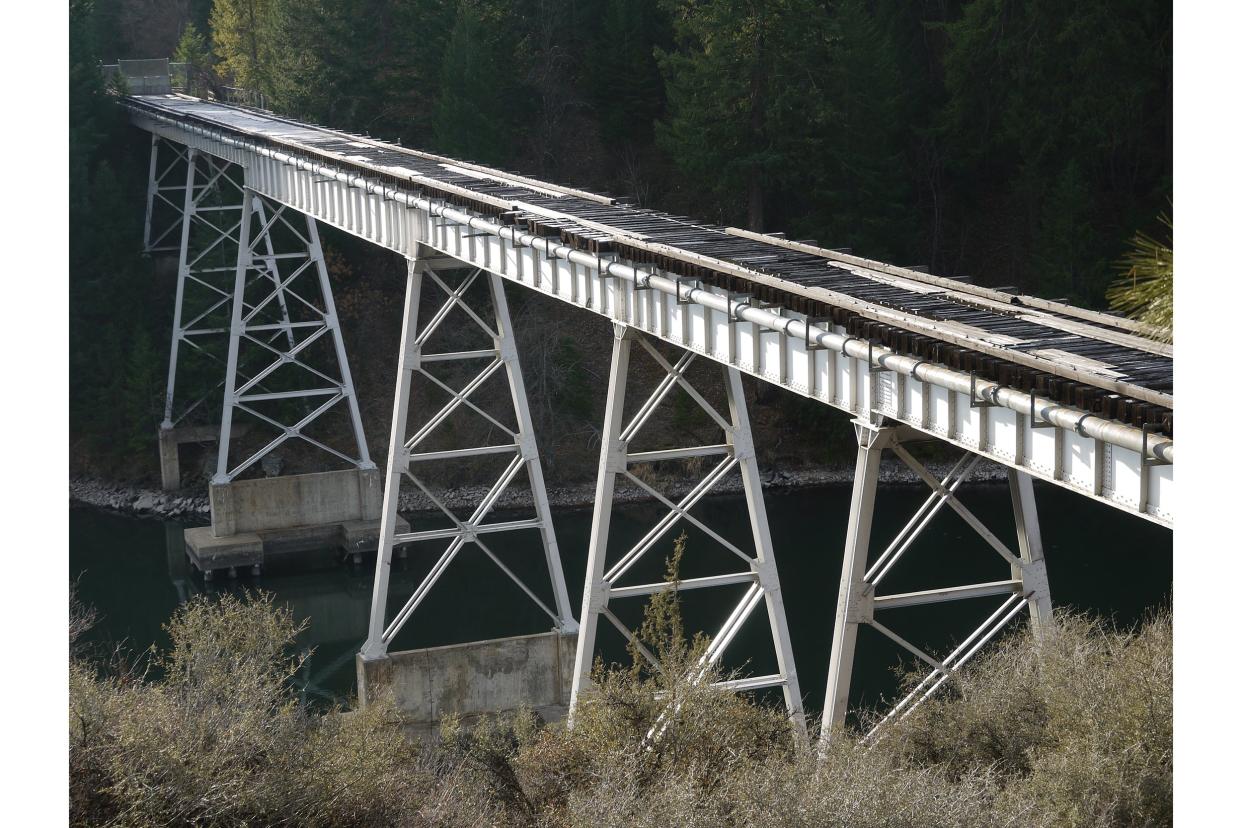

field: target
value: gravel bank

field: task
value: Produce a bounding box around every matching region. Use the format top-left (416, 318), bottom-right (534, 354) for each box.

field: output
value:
top-left (70, 459), bottom-right (1008, 522)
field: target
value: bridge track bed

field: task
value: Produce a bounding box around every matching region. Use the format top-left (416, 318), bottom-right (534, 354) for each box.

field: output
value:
top-left (126, 94), bottom-right (1173, 436)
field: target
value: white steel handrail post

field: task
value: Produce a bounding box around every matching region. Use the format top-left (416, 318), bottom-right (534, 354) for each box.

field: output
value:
top-left (489, 273), bottom-right (576, 630)
top-left (569, 323), bottom-right (633, 722)
top-left (822, 421), bottom-right (891, 738)
top-left (162, 147), bottom-right (199, 428)
top-left (724, 366), bottom-right (806, 738)
top-left (1010, 469), bottom-right (1053, 633)
top-left (307, 215), bottom-right (374, 469)
top-left (361, 256), bottom-right (424, 659)
top-left (214, 190), bottom-right (255, 483)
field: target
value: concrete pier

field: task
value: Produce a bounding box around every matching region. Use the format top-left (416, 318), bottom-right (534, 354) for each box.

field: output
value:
top-left (157, 424), bottom-right (250, 491)
top-left (357, 631), bottom-right (578, 739)
top-left (184, 467), bottom-right (405, 577)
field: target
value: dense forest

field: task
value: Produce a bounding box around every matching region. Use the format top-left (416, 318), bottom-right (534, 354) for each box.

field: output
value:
top-left (69, 0), bottom-right (1173, 478)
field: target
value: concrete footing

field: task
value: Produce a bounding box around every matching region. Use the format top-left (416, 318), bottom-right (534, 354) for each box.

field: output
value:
top-left (184, 467), bottom-right (398, 577)
top-left (183, 516), bottom-right (407, 577)
top-left (357, 631), bottom-right (578, 740)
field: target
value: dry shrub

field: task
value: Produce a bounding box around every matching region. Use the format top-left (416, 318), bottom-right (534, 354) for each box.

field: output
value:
top-left (878, 609), bottom-right (1173, 828)
top-left (69, 576), bottom-right (1171, 827)
top-left (68, 591), bottom-right (491, 828)
top-left (499, 599), bottom-right (1170, 827)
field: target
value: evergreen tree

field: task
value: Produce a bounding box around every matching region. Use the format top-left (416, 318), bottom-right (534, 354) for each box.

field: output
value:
top-left (432, 1), bottom-right (525, 165)
top-left (936, 0), bottom-right (1172, 300)
top-left (587, 0), bottom-right (669, 150)
top-left (1107, 213), bottom-right (1172, 343)
top-left (173, 21), bottom-right (213, 95)
top-left (791, 0), bottom-right (915, 260)
top-left (210, 0), bottom-right (277, 92)
top-left (655, 0), bottom-right (834, 230)
top-left (264, 0), bottom-right (452, 144)
top-left (70, 0), bottom-right (167, 469)
top-left (70, 0), bottom-right (111, 259)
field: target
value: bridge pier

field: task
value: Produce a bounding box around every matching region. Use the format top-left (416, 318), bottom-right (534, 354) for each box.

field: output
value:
top-left (821, 419), bottom-right (1053, 743)
top-left (183, 468), bottom-right (400, 577)
top-left (357, 630), bottom-right (577, 740)
top-left (358, 249), bottom-right (577, 727)
top-left (568, 324), bottom-right (806, 737)
top-left (148, 138), bottom-right (381, 569)
top-left (157, 423), bottom-right (257, 491)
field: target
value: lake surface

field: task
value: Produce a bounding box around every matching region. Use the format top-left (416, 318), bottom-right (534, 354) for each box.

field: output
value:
top-left (70, 479), bottom-right (1171, 718)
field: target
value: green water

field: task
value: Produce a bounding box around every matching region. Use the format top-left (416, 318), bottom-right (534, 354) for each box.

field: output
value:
top-left (70, 480), bottom-right (1171, 715)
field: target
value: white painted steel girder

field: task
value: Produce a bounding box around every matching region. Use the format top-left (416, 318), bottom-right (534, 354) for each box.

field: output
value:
top-left (129, 109), bottom-right (1174, 527)
top-left (820, 420), bottom-right (1054, 743)
top-left (569, 324), bottom-right (806, 737)
top-left (360, 250), bottom-right (577, 660)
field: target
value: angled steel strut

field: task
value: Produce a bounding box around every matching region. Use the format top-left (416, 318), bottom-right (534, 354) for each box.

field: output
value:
top-left (570, 324), bottom-right (806, 737)
top-left (361, 250), bottom-right (577, 660)
top-left (821, 420), bottom-right (1053, 744)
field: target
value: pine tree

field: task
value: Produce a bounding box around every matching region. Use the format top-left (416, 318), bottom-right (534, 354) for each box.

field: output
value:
top-left (655, 0), bottom-right (834, 230)
top-left (793, 0), bottom-right (915, 260)
top-left (937, 0), bottom-right (1172, 300)
top-left (173, 22), bottom-right (213, 95)
top-left (432, 1), bottom-right (525, 165)
top-left (1107, 214), bottom-right (1172, 343)
top-left (588, 0), bottom-right (669, 150)
top-left (210, 0), bottom-right (277, 92)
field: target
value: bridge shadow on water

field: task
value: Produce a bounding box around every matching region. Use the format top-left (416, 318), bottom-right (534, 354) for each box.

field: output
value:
top-left (70, 479), bottom-right (1170, 720)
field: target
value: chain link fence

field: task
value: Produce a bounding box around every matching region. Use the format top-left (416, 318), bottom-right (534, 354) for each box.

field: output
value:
top-left (98, 58), bottom-right (268, 110)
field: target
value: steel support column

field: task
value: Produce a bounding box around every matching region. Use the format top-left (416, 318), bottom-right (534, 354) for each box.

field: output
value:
top-left (360, 252), bottom-right (576, 661)
top-left (822, 423), bottom-right (889, 735)
top-left (569, 324), bottom-right (805, 735)
top-left (215, 188), bottom-right (373, 482)
top-left (820, 419), bottom-right (1054, 743)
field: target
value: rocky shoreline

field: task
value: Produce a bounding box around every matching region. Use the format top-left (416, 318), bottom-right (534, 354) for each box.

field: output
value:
top-left (70, 458), bottom-right (1009, 523)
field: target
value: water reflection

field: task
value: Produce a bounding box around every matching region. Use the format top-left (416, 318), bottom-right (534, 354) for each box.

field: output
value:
top-left (72, 481), bottom-right (1172, 714)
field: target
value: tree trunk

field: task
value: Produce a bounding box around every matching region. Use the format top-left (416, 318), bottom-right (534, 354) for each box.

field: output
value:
top-left (746, 16), bottom-right (768, 232)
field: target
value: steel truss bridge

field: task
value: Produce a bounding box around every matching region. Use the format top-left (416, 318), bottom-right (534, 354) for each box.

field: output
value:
top-left (123, 91), bottom-right (1173, 740)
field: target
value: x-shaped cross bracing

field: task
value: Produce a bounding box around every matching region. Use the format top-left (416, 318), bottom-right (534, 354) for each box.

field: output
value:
top-left (214, 188), bottom-right (372, 482)
top-left (161, 153), bottom-right (308, 432)
top-left (569, 324), bottom-right (806, 738)
top-left (361, 253), bottom-right (577, 660)
top-left (821, 420), bottom-right (1053, 744)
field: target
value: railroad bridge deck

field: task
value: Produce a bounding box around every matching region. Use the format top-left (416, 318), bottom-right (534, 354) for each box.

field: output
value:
top-left (126, 93), bottom-right (1173, 526)
top-left (128, 94), bottom-right (1172, 425)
